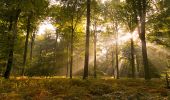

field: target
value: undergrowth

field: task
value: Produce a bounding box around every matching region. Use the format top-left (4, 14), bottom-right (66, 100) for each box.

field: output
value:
top-left (0, 77), bottom-right (169, 100)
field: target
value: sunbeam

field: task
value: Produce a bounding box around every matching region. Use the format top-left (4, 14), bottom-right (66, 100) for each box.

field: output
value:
top-left (72, 27), bottom-right (140, 75)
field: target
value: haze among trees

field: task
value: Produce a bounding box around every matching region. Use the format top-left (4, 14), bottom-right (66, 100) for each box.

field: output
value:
top-left (0, 0), bottom-right (170, 99)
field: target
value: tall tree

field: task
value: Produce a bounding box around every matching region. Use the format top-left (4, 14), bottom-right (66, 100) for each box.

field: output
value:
top-left (115, 22), bottom-right (119, 79)
top-left (4, 8), bottom-right (21, 78)
top-left (22, 12), bottom-right (32, 76)
top-left (93, 21), bottom-right (97, 78)
top-left (123, 0), bottom-right (150, 79)
top-left (102, 0), bottom-right (121, 79)
top-left (22, 0), bottom-right (49, 75)
top-left (30, 31), bottom-right (35, 64)
top-left (50, 0), bottom-right (86, 78)
top-left (138, 0), bottom-right (151, 80)
top-left (83, 0), bottom-right (91, 79)
top-left (91, 0), bottom-right (101, 78)
top-left (119, 1), bottom-right (138, 78)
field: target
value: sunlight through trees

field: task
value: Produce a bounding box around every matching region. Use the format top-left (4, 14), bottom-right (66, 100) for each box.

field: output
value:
top-left (0, 0), bottom-right (169, 81)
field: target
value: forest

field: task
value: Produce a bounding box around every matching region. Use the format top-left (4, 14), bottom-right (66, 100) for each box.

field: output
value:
top-left (0, 0), bottom-right (170, 99)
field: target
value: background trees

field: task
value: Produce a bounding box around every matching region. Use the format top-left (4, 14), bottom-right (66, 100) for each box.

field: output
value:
top-left (0, 0), bottom-right (169, 80)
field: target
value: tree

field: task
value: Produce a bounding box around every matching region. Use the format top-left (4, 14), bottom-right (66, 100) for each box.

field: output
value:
top-left (22, 12), bottom-right (32, 76)
top-left (118, 1), bottom-right (138, 78)
top-left (83, 0), bottom-right (91, 79)
top-left (103, 0), bottom-right (121, 79)
top-left (147, 0), bottom-right (170, 47)
top-left (56, 0), bottom-right (86, 79)
top-left (22, 0), bottom-right (49, 76)
top-left (50, 1), bottom-right (86, 78)
top-left (91, 0), bottom-right (101, 78)
top-left (137, 0), bottom-right (151, 80)
top-left (4, 6), bottom-right (21, 78)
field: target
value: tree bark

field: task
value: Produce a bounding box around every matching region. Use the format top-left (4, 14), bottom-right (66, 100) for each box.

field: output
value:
top-left (115, 40), bottom-right (119, 79)
top-left (22, 13), bottom-right (32, 76)
top-left (94, 24), bottom-right (97, 78)
top-left (66, 43), bottom-right (69, 78)
top-left (130, 37), bottom-right (135, 78)
top-left (135, 55), bottom-right (140, 77)
top-left (112, 51), bottom-right (115, 78)
top-left (30, 32), bottom-right (35, 64)
top-left (4, 9), bottom-right (21, 79)
top-left (115, 22), bottom-right (119, 79)
top-left (141, 37), bottom-right (150, 80)
top-left (139, 0), bottom-right (151, 80)
top-left (83, 0), bottom-right (91, 79)
top-left (69, 26), bottom-right (74, 79)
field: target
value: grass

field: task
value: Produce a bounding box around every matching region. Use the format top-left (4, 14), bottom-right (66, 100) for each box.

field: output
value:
top-left (0, 77), bottom-right (169, 100)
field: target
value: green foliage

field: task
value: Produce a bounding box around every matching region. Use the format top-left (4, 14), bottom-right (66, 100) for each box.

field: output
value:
top-left (26, 31), bottom-right (67, 76)
top-left (147, 0), bottom-right (170, 47)
top-left (0, 0), bottom-right (169, 79)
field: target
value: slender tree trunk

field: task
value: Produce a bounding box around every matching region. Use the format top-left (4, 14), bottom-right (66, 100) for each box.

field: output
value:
top-left (115, 40), bottom-right (119, 79)
top-left (130, 36), bottom-right (135, 78)
top-left (83, 0), bottom-right (91, 79)
top-left (139, 0), bottom-right (151, 80)
top-left (112, 51), bottom-right (115, 78)
top-left (127, 14), bottom-right (136, 78)
top-left (94, 27), bottom-right (97, 78)
top-left (4, 16), bottom-right (13, 77)
top-left (70, 27), bottom-right (74, 79)
top-left (166, 72), bottom-right (170, 88)
top-left (115, 22), bottom-right (119, 79)
top-left (66, 43), bottom-right (69, 78)
top-left (22, 13), bottom-right (32, 76)
top-left (141, 37), bottom-right (150, 80)
top-left (135, 55), bottom-right (140, 77)
top-left (30, 32), bottom-right (35, 64)
top-left (4, 9), bottom-right (21, 79)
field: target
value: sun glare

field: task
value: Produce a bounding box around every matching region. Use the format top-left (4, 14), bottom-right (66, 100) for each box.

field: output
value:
top-left (100, 0), bottom-right (111, 3)
top-left (37, 20), bottom-right (56, 35)
top-left (49, 0), bottom-right (60, 6)
top-left (118, 28), bottom-right (139, 44)
top-left (100, 0), bottom-right (125, 3)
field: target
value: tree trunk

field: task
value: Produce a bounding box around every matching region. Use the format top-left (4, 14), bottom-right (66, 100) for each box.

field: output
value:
top-left (22, 13), bottom-right (32, 76)
top-left (130, 37), bottom-right (135, 78)
top-left (115, 22), bottom-right (119, 79)
top-left (139, 0), bottom-right (151, 80)
top-left (141, 38), bottom-right (150, 80)
top-left (94, 26), bottom-right (97, 78)
top-left (135, 55), bottom-right (140, 77)
top-left (70, 27), bottom-right (74, 79)
top-left (112, 51), bottom-right (115, 78)
top-left (66, 43), bottom-right (69, 78)
top-left (4, 9), bottom-right (21, 79)
top-left (115, 40), bottom-right (119, 79)
top-left (30, 32), bottom-right (35, 64)
top-left (128, 14), bottom-right (135, 78)
top-left (83, 0), bottom-right (91, 79)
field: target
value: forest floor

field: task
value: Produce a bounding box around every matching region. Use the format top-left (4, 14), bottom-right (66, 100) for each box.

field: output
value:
top-left (0, 77), bottom-right (169, 100)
